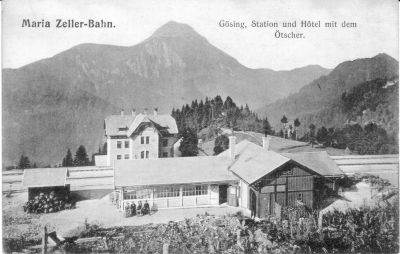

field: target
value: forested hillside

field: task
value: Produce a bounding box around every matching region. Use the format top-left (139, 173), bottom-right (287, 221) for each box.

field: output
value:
top-left (172, 95), bottom-right (272, 140)
top-left (341, 78), bottom-right (398, 136)
top-left (260, 54), bottom-right (399, 145)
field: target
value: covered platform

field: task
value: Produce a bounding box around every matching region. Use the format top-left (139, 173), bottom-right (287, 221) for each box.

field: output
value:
top-left (113, 156), bottom-right (239, 210)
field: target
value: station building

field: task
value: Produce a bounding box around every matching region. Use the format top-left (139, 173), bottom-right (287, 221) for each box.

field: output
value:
top-left (114, 135), bottom-right (345, 218)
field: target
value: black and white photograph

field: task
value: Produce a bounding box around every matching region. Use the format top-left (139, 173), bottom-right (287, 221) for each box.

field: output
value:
top-left (2, 0), bottom-right (399, 253)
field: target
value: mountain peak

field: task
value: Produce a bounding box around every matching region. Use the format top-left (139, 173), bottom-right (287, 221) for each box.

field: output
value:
top-left (151, 21), bottom-right (203, 39)
top-left (373, 53), bottom-right (397, 62)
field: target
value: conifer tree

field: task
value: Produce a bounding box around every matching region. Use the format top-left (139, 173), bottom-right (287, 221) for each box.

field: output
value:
top-left (294, 118), bottom-right (301, 140)
top-left (213, 135), bottom-right (229, 155)
top-left (262, 117), bottom-right (272, 136)
top-left (74, 145), bottom-right (90, 166)
top-left (18, 155), bottom-right (31, 169)
top-left (179, 128), bottom-right (199, 157)
top-left (64, 149), bottom-right (74, 167)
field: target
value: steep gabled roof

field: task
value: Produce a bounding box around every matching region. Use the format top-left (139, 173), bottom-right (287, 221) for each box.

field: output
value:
top-left (219, 140), bottom-right (344, 184)
top-left (105, 115), bottom-right (136, 136)
top-left (219, 140), bottom-right (290, 184)
top-left (105, 113), bottom-right (178, 137)
top-left (282, 151), bottom-right (344, 177)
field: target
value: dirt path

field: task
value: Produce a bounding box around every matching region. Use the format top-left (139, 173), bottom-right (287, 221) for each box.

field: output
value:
top-left (3, 192), bottom-right (249, 239)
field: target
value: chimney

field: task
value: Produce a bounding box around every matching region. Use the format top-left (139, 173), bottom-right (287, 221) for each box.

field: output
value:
top-left (131, 108), bottom-right (136, 117)
top-left (153, 108), bottom-right (158, 116)
top-left (228, 135), bottom-right (236, 159)
top-left (144, 108), bottom-right (148, 115)
top-left (120, 109), bottom-right (124, 116)
top-left (262, 136), bottom-right (271, 150)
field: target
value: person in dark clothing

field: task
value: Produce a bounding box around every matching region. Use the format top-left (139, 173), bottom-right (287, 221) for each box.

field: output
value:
top-left (130, 202), bottom-right (136, 216)
top-left (137, 201), bottom-right (142, 215)
top-left (142, 200), bottom-right (150, 215)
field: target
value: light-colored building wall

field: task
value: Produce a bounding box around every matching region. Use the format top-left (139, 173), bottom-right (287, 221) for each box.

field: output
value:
top-left (239, 180), bottom-right (249, 209)
top-left (94, 155), bottom-right (108, 167)
top-left (120, 184), bottom-right (217, 211)
top-left (107, 137), bottom-right (111, 166)
top-left (131, 126), bottom-right (159, 159)
top-left (109, 137), bottom-right (131, 164)
top-left (173, 138), bottom-right (182, 157)
top-left (210, 184), bottom-right (219, 205)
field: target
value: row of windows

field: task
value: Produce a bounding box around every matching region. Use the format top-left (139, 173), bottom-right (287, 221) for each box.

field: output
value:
top-left (117, 141), bottom-right (130, 149)
top-left (116, 138), bottom-right (169, 148)
top-left (123, 185), bottom-right (208, 199)
top-left (154, 186), bottom-right (180, 198)
top-left (116, 152), bottom-right (168, 160)
top-left (182, 185), bottom-right (208, 196)
top-left (124, 188), bottom-right (152, 200)
top-left (117, 154), bottom-right (130, 160)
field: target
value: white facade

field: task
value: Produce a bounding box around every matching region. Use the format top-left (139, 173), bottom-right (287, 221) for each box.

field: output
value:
top-left (119, 183), bottom-right (222, 211)
top-left (103, 112), bottom-right (178, 167)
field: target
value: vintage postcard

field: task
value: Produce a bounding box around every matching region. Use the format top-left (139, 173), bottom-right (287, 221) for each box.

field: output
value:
top-left (2, 0), bottom-right (399, 253)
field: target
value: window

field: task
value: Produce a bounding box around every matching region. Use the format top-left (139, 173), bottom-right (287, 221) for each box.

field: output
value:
top-left (146, 136), bottom-right (150, 144)
top-left (297, 193), bottom-right (303, 201)
top-left (124, 188), bottom-right (152, 200)
top-left (162, 139), bottom-right (168, 147)
top-left (117, 141), bottom-right (122, 149)
top-left (146, 151), bottom-right (149, 158)
top-left (154, 186), bottom-right (180, 198)
top-left (141, 151), bottom-right (144, 159)
top-left (282, 168), bottom-right (293, 175)
top-left (125, 141), bottom-right (129, 148)
top-left (116, 155), bottom-right (122, 160)
top-left (124, 154), bottom-right (129, 159)
top-left (162, 152), bottom-right (168, 157)
top-left (141, 136), bottom-right (145, 144)
top-left (183, 185), bottom-right (208, 196)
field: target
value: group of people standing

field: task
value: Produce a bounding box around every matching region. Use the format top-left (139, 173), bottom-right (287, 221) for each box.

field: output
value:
top-left (124, 200), bottom-right (150, 217)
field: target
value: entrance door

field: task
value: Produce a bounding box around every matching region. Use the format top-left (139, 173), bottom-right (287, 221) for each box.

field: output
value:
top-left (259, 193), bottom-right (275, 218)
top-left (219, 184), bottom-right (228, 204)
top-left (250, 190), bottom-right (257, 216)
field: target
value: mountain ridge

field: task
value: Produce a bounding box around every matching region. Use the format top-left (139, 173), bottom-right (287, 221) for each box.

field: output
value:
top-left (257, 53), bottom-right (399, 138)
top-left (1, 21), bottom-right (332, 166)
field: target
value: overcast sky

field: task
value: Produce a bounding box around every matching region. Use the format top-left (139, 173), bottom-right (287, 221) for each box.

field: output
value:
top-left (2, 0), bottom-right (398, 70)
